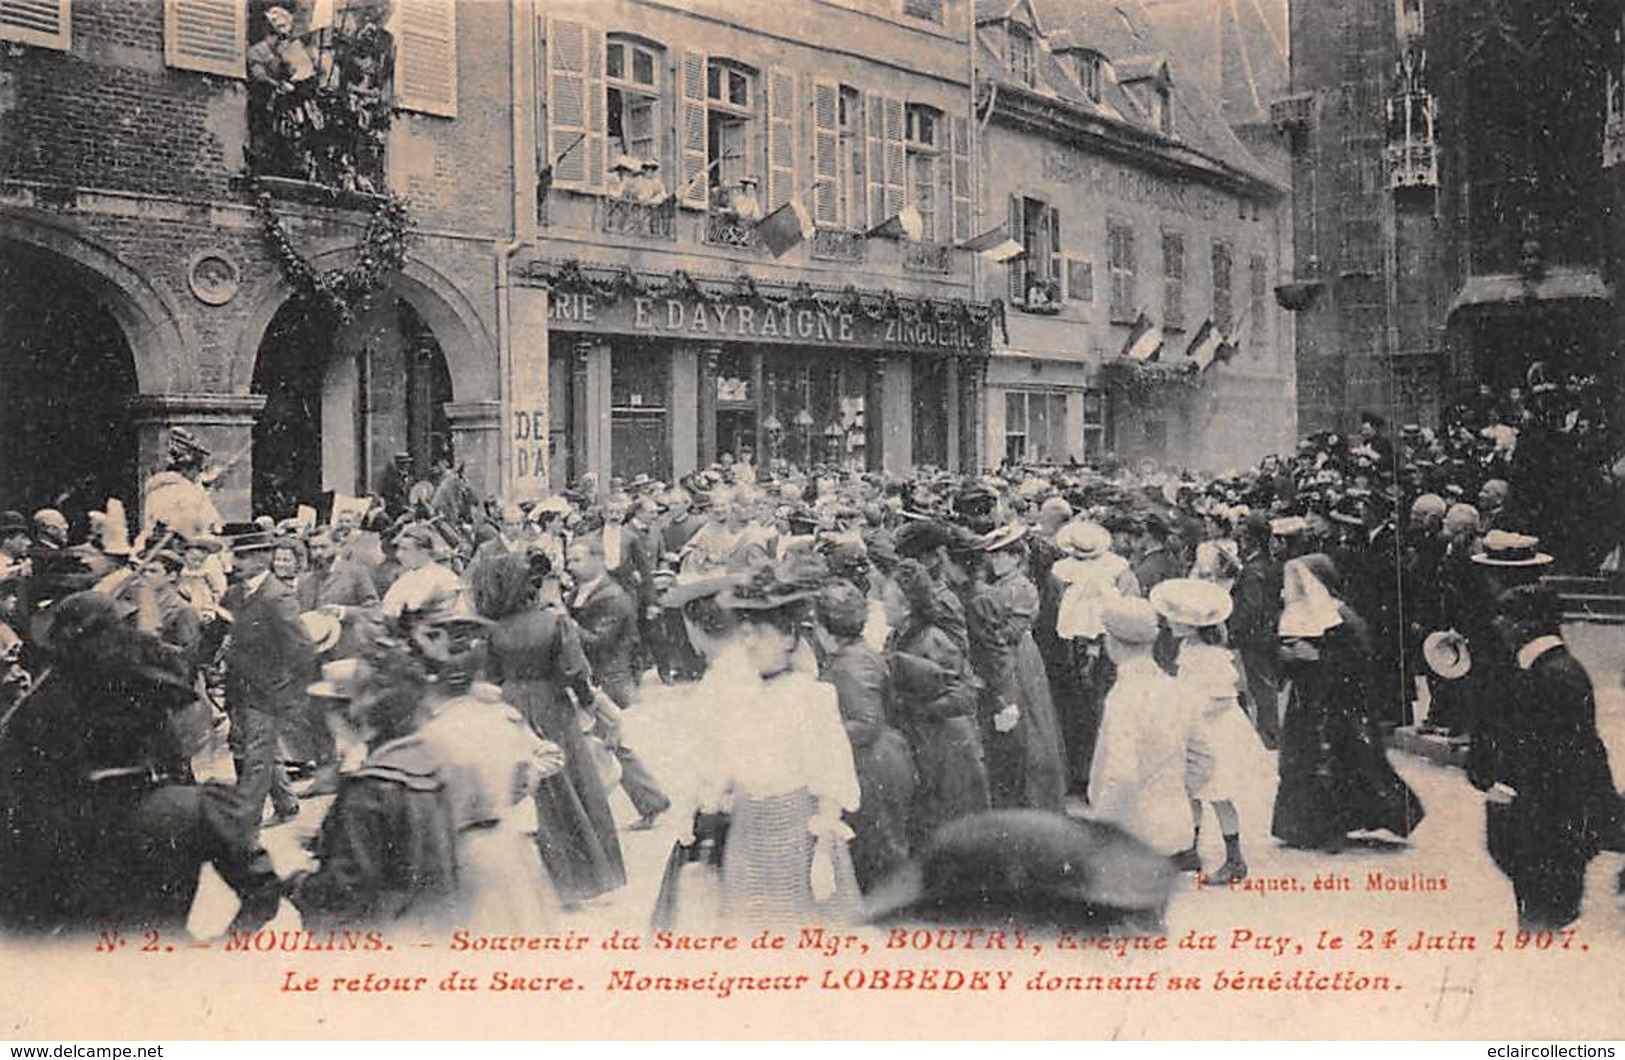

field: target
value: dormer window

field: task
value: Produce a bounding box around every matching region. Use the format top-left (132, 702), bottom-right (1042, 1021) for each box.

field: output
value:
top-left (1152, 85), bottom-right (1172, 135)
top-left (1077, 52), bottom-right (1103, 103)
top-left (1008, 24), bottom-right (1037, 88)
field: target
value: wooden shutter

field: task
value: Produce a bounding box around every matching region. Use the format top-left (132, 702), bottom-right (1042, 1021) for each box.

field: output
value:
top-left (882, 96), bottom-right (905, 219)
top-left (0, 0), bottom-right (69, 49)
top-left (950, 114), bottom-right (971, 241)
top-left (766, 68), bottom-right (796, 213)
top-left (545, 19), bottom-right (603, 191)
top-left (678, 48), bottom-right (708, 208)
top-left (165, 0), bottom-right (243, 76)
top-left (1008, 194), bottom-right (1025, 302)
top-left (1048, 205), bottom-right (1062, 283)
top-left (866, 91), bottom-right (886, 226)
top-left (396, 0), bottom-right (458, 117)
top-left (812, 80), bottom-right (839, 226)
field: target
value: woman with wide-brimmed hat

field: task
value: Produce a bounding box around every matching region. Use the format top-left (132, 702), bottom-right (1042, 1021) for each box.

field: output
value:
top-left (468, 551), bottom-right (627, 906)
top-left (683, 556), bottom-right (864, 927)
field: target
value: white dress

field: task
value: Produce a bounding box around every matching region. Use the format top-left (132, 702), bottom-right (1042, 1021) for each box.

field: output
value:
top-left (417, 686), bottom-right (565, 932)
top-left (1089, 656), bottom-right (1203, 856)
top-left (1176, 643), bottom-right (1268, 802)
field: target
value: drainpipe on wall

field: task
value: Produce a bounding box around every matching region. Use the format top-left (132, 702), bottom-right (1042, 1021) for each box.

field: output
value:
top-left (495, 0), bottom-right (538, 498)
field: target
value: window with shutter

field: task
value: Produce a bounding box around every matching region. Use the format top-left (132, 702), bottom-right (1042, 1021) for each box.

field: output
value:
top-left (165, 0), bottom-right (243, 77)
top-left (766, 68), bottom-right (796, 213)
top-left (812, 80), bottom-right (840, 226)
top-left (395, 0), bottom-right (457, 117)
top-left (1108, 218), bottom-right (1136, 323)
top-left (1212, 240), bottom-right (1234, 332)
top-left (1007, 194), bottom-right (1026, 303)
top-left (546, 19), bottom-right (604, 191)
top-left (1162, 230), bottom-right (1185, 330)
top-left (950, 115), bottom-right (971, 241)
top-left (1047, 206), bottom-right (1061, 285)
top-left (0, 0), bottom-right (69, 49)
top-left (882, 97), bottom-right (906, 220)
top-left (678, 49), bottom-right (708, 208)
top-left (866, 92), bottom-right (887, 226)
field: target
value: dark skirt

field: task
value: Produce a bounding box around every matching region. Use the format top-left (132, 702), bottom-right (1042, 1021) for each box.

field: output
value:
top-left (504, 677), bottom-right (627, 902)
top-left (905, 716), bottom-right (990, 847)
top-left (846, 728), bottom-right (917, 891)
top-left (1271, 659), bottom-right (1424, 849)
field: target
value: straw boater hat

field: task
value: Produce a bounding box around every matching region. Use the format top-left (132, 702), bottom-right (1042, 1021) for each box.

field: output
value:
top-left (1149, 578), bottom-right (1234, 629)
top-left (1101, 597), bottom-right (1160, 645)
top-left (1055, 520), bottom-right (1112, 560)
top-left (1422, 629), bottom-right (1471, 680)
top-left (979, 522), bottom-right (1029, 553)
top-left (1471, 530), bottom-right (1553, 568)
top-left (298, 610), bottom-right (344, 655)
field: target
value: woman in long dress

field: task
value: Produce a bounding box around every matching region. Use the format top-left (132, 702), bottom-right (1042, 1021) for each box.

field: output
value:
top-left (700, 560), bottom-right (865, 928)
top-left (469, 552), bottom-right (626, 904)
top-left (410, 600), bottom-right (567, 932)
top-left (962, 524), bottom-right (1067, 811)
top-left (813, 581), bottom-right (917, 891)
top-left (1270, 554), bottom-right (1424, 851)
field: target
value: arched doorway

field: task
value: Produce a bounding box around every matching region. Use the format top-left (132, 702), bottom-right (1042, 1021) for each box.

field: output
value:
top-left (0, 238), bottom-right (140, 520)
top-left (252, 292), bottom-right (453, 517)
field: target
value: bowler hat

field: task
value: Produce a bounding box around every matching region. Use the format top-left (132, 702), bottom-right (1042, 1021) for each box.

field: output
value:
top-left (0, 511), bottom-right (28, 536)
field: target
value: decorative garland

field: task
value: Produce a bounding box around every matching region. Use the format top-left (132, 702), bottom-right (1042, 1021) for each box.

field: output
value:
top-left (532, 258), bottom-right (997, 333)
top-left (1098, 357), bottom-right (1205, 408)
top-left (256, 189), bottom-right (415, 325)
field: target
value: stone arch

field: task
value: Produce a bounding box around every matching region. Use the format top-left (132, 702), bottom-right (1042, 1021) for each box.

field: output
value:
top-left (0, 211), bottom-right (196, 393)
top-left (229, 246), bottom-right (498, 401)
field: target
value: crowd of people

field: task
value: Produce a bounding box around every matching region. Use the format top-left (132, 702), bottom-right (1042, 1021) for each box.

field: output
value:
top-left (0, 366), bottom-right (1621, 940)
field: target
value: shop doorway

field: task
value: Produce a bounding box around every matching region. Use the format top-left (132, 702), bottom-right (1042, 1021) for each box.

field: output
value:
top-left (252, 294), bottom-right (452, 516)
top-left (611, 342), bottom-right (670, 481)
top-left (0, 239), bottom-right (139, 520)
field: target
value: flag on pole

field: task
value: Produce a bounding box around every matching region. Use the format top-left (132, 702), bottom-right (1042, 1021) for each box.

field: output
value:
top-left (756, 200), bottom-right (813, 258)
top-left (956, 225), bottom-right (1026, 263)
top-left (1186, 318), bottom-right (1224, 369)
top-left (1122, 311), bottom-right (1163, 362)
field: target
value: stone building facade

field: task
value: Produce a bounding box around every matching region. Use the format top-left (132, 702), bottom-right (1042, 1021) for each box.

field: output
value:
top-left (974, 0), bottom-right (1295, 473)
top-left (1278, 0), bottom-right (1621, 437)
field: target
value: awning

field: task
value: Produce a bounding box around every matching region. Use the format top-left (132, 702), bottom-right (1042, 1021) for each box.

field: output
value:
top-left (1448, 267), bottom-right (1612, 317)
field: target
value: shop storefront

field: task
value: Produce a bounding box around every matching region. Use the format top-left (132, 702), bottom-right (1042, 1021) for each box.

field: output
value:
top-left (526, 263), bottom-right (994, 485)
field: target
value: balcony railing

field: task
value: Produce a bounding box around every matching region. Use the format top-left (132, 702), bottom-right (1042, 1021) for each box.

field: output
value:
top-left (600, 197), bottom-right (678, 240)
top-left (1386, 141), bottom-right (1438, 188)
top-left (810, 228), bottom-right (866, 262)
top-left (903, 241), bottom-right (953, 274)
top-left (704, 211), bottom-right (761, 249)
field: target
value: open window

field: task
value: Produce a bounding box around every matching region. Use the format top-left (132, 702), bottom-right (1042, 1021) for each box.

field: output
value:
top-left (1009, 195), bottom-right (1062, 311)
top-left (606, 35), bottom-right (662, 167)
top-left (906, 103), bottom-right (941, 242)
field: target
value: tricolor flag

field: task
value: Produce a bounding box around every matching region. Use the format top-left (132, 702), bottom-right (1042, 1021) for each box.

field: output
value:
top-left (1121, 311), bottom-right (1164, 362)
top-left (1186, 318), bottom-right (1224, 369)
top-left (866, 205), bottom-right (924, 241)
top-left (957, 225), bottom-right (1027, 263)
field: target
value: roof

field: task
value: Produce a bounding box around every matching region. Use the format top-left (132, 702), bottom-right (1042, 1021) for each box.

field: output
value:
top-left (1140, 0), bottom-right (1290, 126)
top-left (980, 0), bottom-right (1283, 190)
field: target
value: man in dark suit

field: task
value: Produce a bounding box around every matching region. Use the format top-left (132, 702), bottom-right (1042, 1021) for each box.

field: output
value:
top-left (221, 532), bottom-right (316, 829)
top-left (1230, 513), bottom-right (1284, 748)
top-left (566, 537), bottom-right (670, 830)
top-left (1132, 513), bottom-right (1183, 596)
top-left (1472, 585), bottom-right (1622, 930)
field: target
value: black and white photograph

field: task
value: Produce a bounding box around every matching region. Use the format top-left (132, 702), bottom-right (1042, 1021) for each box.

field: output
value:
top-left (0, 0), bottom-right (1623, 1044)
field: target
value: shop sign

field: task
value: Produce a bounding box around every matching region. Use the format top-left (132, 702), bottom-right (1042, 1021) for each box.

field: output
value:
top-left (545, 289), bottom-right (989, 355)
